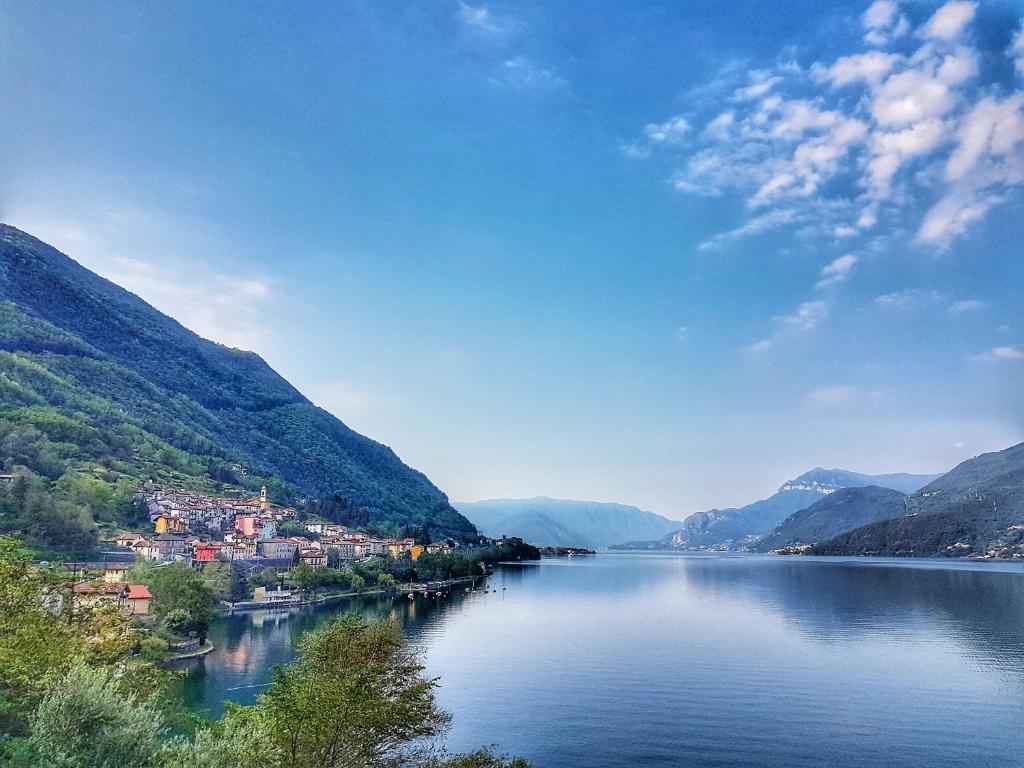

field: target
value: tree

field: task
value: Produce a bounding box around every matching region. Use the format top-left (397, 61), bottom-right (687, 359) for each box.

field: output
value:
top-left (163, 704), bottom-right (282, 768)
top-left (260, 616), bottom-right (452, 768)
top-left (0, 539), bottom-right (82, 736)
top-left (27, 663), bottom-right (168, 768)
top-left (132, 563), bottom-right (216, 642)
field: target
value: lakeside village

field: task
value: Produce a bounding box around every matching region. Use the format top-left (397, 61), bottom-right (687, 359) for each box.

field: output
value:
top-left (61, 485), bottom-right (546, 655)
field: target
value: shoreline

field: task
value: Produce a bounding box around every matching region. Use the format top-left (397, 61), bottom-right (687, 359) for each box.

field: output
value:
top-left (220, 573), bottom-right (487, 614)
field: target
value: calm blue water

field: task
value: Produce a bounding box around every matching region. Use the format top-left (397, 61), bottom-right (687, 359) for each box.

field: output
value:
top-left (181, 554), bottom-right (1024, 768)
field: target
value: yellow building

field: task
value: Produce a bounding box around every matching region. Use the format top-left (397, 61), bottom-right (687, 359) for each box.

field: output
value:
top-left (154, 515), bottom-right (187, 534)
top-left (410, 545), bottom-right (424, 561)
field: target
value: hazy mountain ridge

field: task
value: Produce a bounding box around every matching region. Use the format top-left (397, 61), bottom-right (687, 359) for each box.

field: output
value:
top-left (455, 497), bottom-right (682, 549)
top-left (810, 443), bottom-right (1024, 558)
top-left (759, 486), bottom-right (909, 552)
top-left (633, 468), bottom-right (939, 551)
top-left (0, 225), bottom-right (476, 541)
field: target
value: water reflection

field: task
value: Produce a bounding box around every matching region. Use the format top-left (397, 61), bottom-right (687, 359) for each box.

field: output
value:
top-left (181, 555), bottom-right (1024, 768)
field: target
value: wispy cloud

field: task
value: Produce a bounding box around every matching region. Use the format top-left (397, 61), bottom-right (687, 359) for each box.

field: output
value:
top-left (455, 1), bottom-right (518, 38)
top-left (629, 0), bottom-right (1024, 249)
top-left (747, 299), bottom-right (828, 354)
top-left (948, 298), bottom-right (986, 312)
top-left (975, 345), bottom-right (1024, 361)
top-left (874, 287), bottom-right (946, 310)
top-left (493, 55), bottom-right (566, 91)
top-left (803, 384), bottom-right (866, 409)
top-left (816, 254), bottom-right (858, 289)
top-left (10, 208), bottom-right (277, 352)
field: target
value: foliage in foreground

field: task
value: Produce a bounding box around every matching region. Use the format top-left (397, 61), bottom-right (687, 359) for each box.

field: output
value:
top-left (0, 537), bottom-right (530, 768)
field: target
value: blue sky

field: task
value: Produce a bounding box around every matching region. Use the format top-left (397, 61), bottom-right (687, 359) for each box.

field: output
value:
top-left (2, 0), bottom-right (1024, 517)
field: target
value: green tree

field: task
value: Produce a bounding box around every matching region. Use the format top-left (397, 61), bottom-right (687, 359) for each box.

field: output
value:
top-left (260, 615), bottom-right (452, 768)
top-left (132, 563), bottom-right (216, 642)
top-left (0, 539), bottom-right (81, 736)
top-left (163, 704), bottom-right (282, 768)
top-left (27, 663), bottom-right (168, 768)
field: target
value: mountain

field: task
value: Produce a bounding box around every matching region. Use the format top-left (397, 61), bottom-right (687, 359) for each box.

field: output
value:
top-left (758, 486), bottom-right (908, 552)
top-left (651, 468), bottom-right (939, 551)
top-left (455, 497), bottom-right (682, 549)
top-left (0, 224), bottom-right (476, 544)
top-left (810, 443), bottom-right (1024, 558)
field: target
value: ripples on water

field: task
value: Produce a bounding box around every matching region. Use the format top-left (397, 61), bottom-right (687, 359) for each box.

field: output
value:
top-left (181, 555), bottom-right (1024, 768)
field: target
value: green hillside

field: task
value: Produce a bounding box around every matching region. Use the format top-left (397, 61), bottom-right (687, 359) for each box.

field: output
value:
top-left (0, 225), bottom-right (476, 549)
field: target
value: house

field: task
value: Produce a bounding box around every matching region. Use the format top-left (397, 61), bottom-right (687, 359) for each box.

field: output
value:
top-left (260, 538), bottom-right (300, 560)
top-left (125, 584), bottom-right (153, 615)
top-left (299, 549), bottom-right (327, 569)
top-left (426, 542), bottom-right (454, 556)
top-left (71, 582), bottom-right (127, 609)
top-left (194, 542), bottom-right (223, 563)
top-left (388, 538), bottom-right (417, 559)
top-left (152, 534), bottom-right (187, 562)
top-left (103, 564), bottom-right (131, 583)
top-left (115, 533), bottom-right (145, 549)
top-left (321, 536), bottom-right (357, 559)
top-left (0, 474), bottom-right (18, 486)
top-left (410, 544), bottom-right (424, 561)
top-left (155, 515), bottom-right (188, 534)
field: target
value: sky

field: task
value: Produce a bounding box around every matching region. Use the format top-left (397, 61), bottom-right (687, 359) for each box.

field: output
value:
top-left (2, 0), bottom-right (1024, 518)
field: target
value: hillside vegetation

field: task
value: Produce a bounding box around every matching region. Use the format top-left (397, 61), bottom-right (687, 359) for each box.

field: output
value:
top-left (0, 225), bottom-right (475, 547)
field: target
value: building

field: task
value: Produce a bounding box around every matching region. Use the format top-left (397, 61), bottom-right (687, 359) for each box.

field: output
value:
top-left (103, 564), bottom-right (131, 583)
top-left (151, 534), bottom-right (187, 562)
top-left (154, 515), bottom-right (188, 534)
top-left (124, 584), bottom-right (153, 615)
top-left (194, 542), bottom-right (223, 563)
top-left (253, 585), bottom-right (297, 604)
top-left (426, 542), bottom-right (454, 556)
top-left (260, 538), bottom-right (299, 560)
top-left (299, 549), bottom-right (327, 569)
top-left (410, 544), bottom-right (424, 561)
top-left (71, 582), bottom-right (127, 609)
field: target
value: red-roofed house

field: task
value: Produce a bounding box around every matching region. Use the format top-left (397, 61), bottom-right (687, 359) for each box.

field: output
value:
top-left (125, 584), bottom-right (153, 615)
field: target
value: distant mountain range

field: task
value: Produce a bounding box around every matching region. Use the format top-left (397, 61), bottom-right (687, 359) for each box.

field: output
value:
top-left (0, 225), bottom-right (476, 543)
top-left (809, 443), bottom-right (1024, 558)
top-left (630, 468), bottom-right (940, 552)
top-left (455, 497), bottom-right (682, 549)
top-left (758, 486), bottom-right (908, 552)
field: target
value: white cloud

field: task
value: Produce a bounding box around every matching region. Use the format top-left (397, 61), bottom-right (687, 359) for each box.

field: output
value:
top-left (818, 51), bottom-right (900, 87)
top-left (1011, 27), bottom-right (1024, 74)
top-left (494, 55), bottom-right (566, 90)
top-left (623, 116), bottom-right (691, 158)
top-left (632, 0), bottom-right (1024, 250)
top-left (456, 2), bottom-right (516, 37)
top-left (699, 208), bottom-right (800, 250)
top-left (948, 298), bottom-right (986, 312)
top-left (747, 300), bottom-right (829, 353)
top-left (874, 288), bottom-right (945, 310)
top-left (921, 1), bottom-right (977, 42)
top-left (816, 254), bottom-right (858, 289)
top-left (99, 256), bottom-right (274, 351)
top-left (309, 382), bottom-right (382, 418)
top-left (976, 345), bottom-right (1024, 361)
top-left (804, 384), bottom-right (862, 409)
top-left (8, 208), bottom-right (277, 352)
top-left (864, 1), bottom-right (899, 32)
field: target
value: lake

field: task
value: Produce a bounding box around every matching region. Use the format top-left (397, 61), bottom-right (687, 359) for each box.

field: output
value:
top-left (181, 554), bottom-right (1024, 768)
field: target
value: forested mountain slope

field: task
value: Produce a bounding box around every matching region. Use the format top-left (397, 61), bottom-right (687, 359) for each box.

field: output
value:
top-left (759, 486), bottom-right (908, 551)
top-left (0, 224), bottom-right (475, 546)
top-left (810, 443), bottom-right (1024, 558)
